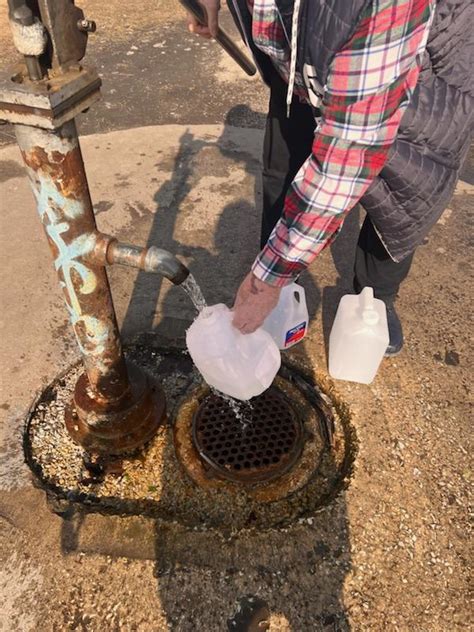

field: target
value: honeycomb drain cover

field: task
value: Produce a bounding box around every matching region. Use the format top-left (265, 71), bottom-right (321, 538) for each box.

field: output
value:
top-left (192, 387), bottom-right (305, 483)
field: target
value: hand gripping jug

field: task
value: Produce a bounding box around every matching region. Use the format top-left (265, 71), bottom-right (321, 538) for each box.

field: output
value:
top-left (186, 303), bottom-right (281, 400)
top-left (328, 287), bottom-right (389, 384)
top-left (262, 282), bottom-right (309, 350)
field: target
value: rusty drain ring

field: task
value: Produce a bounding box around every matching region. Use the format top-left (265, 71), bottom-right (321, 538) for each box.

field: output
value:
top-left (192, 386), bottom-right (305, 484)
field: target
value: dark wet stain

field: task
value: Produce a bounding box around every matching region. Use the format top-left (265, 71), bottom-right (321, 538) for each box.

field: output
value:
top-left (227, 595), bottom-right (270, 632)
top-left (447, 493), bottom-right (457, 505)
top-left (0, 159), bottom-right (24, 183)
top-left (434, 350), bottom-right (461, 366)
top-left (52, 321), bottom-right (72, 344)
top-left (95, 200), bottom-right (114, 215)
top-left (114, 173), bottom-right (131, 188)
top-left (123, 201), bottom-right (150, 224)
top-left (314, 541), bottom-right (331, 559)
top-left (0, 403), bottom-right (10, 410)
top-left (124, 202), bottom-right (141, 224)
top-left (1, 19), bottom-right (267, 150)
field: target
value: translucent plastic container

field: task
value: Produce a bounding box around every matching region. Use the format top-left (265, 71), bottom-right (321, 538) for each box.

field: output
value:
top-left (186, 303), bottom-right (281, 400)
top-left (328, 287), bottom-right (389, 384)
top-left (262, 282), bottom-right (309, 350)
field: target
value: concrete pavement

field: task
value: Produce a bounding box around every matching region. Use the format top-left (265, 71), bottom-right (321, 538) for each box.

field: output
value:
top-left (0, 3), bottom-right (472, 630)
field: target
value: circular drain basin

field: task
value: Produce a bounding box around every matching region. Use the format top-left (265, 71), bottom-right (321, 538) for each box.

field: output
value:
top-left (24, 341), bottom-right (357, 529)
top-left (193, 387), bottom-right (304, 484)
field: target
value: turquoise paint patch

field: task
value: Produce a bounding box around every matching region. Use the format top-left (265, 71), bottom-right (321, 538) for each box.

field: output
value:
top-left (32, 167), bottom-right (110, 372)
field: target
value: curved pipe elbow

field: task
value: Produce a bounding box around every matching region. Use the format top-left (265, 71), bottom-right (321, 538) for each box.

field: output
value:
top-left (106, 241), bottom-right (189, 285)
top-left (143, 246), bottom-right (189, 285)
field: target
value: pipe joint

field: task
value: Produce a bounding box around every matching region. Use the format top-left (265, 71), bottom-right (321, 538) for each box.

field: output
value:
top-left (105, 240), bottom-right (189, 286)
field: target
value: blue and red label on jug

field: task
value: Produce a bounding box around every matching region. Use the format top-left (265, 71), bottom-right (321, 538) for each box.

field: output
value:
top-left (285, 321), bottom-right (307, 347)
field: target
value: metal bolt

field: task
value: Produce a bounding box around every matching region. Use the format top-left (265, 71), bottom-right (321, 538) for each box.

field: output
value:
top-left (77, 19), bottom-right (97, 33)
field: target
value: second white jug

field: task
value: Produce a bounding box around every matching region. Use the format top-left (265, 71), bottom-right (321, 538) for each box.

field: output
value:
top-left (262, 282), bottom-right (309, 350)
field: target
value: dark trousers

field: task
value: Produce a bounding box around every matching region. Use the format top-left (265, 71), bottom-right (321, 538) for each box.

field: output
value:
top-left (261, 68), bottom-right (414, 306)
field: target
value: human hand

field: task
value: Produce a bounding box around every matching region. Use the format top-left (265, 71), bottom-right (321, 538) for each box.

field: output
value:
top-left (186, 0), bottom-right (220, 39)
top-left (232, 272), bottom-right (281, 334)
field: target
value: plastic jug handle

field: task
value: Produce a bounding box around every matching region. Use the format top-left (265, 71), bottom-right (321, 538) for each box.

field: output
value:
top-left (360, 287), bottom-right (380, 325)
top-left (292, 284), bottom-right (307, 307)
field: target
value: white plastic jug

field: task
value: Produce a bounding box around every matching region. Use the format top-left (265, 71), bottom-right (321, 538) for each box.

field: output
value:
top-left (262, 282), bottom-right (309, 350)
top-left (328, 287), bottom-right (389, 384)
top-left (186, 303), bottom-right (281, 400)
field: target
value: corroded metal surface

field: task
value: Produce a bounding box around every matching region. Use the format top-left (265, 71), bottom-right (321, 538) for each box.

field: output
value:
top-left (37, 0), bottom-right (89, 69)
top-left (106, 240), bottom-right (190, 285)
top-left (14, 121), bottom-right (167, 453)
top-left (0, 67), bottom-right (101, 129)
top-left (16, 121), bottom-right (130, 402)
top-left (3, 3), bottom-right (173, 456)
top-left (65, 361), bottom-right (166, 455)
top-left (193, 388), bottom-right (305, 484)
top-left (25, 348), bottom-right (355, 527)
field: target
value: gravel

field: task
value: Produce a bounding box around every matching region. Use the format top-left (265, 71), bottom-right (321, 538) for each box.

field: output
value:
top-left (26, 343), bottom-right (355, 531)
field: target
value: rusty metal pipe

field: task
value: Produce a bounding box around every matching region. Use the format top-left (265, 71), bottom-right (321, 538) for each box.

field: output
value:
top-left (106, 241), bottom-right (189, 285)
top-left (14, 121), bottom-right (166, 454)
top-left (3, 3), bottom-right (167, 456)
top-left (15, 120), bottom-right (130, 402)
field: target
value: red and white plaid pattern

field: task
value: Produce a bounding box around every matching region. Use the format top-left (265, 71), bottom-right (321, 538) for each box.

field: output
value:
top-left (251, 0), bottom-right (434, 286)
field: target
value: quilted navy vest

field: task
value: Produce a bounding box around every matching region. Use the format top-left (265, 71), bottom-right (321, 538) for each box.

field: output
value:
top-left (228, 0), bottom-right (474, 261)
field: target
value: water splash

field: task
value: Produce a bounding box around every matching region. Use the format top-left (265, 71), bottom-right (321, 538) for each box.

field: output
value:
top-left (181, 273), bottom-right (254, 428)
top-left (211, 387), bottom-right (254, 429)
top-left (181, 273), bottom-right (207, 313)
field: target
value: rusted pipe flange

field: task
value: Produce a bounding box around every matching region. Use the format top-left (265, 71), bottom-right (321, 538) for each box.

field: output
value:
top-left (65, 361), bottom-right (165, 455)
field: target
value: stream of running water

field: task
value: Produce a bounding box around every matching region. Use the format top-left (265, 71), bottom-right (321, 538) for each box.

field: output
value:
top-left (181, 273), bottom-right (254, 426)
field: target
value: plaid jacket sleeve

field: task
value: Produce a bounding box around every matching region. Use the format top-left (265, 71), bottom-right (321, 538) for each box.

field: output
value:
top-left (253, 0), bottom-right (434, 286)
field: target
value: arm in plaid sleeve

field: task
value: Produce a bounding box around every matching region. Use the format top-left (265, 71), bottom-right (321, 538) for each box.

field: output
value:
top-left (252, 0), bottom-right (434, 286)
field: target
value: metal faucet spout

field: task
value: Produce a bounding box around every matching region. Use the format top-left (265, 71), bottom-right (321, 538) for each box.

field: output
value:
top-left (106, 240), bottom-right (190, 285)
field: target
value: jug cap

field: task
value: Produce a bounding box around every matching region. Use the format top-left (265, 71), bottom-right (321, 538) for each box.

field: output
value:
top-left (362, 308), bottom-right (380, 326)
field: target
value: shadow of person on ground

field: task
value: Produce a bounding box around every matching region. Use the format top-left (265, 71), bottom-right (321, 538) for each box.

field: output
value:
top-left (120, 106), bottom-right (323, 345)
top-left (120, 129), bottom-right (209, 340)
top-left (138, 106), bottom-right (351, 629)
top-left (60, 105), bottom-right (354, 631)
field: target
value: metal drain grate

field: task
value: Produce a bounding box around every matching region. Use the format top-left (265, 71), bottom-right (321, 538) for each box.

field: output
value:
top-left (192, 387), bottom-right (304, 483)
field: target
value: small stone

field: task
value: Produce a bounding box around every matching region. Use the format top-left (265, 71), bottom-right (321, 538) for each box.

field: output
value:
top-left (444, 350), bottom-right (460, 366)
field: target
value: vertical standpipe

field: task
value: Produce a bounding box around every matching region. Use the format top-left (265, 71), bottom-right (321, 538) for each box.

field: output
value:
top-left (14, 121), bottom-right (166, 454)
top-left (15, 121), bottom-right (129, 402)
top-left (2, 2), bottom-right (193, 455)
